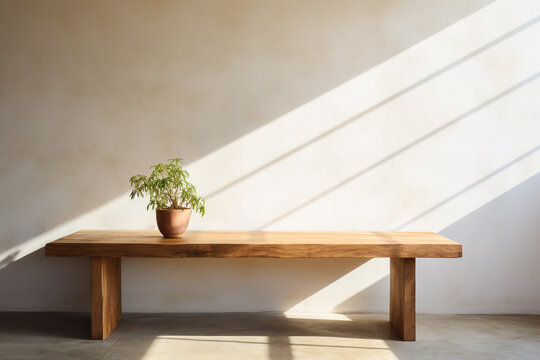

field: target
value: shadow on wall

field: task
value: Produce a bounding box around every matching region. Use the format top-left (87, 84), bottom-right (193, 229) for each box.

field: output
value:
top-left (0, 0), bottom-right (496, 311)
top-left (122, 258), bottom-right (370, 313)
top-left (324, 172), bottom-right (540, 313)
top-left (417, 172), bottom-right (540, 313)
top-left (0, 249), bottom-right (91, 311)
top-left (333, 272), bottom-right (390, 313)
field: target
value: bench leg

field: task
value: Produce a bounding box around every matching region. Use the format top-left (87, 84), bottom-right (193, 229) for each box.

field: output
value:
top-left (390, 258), bottom-right (415, 341)
top-left (91, 257), bottom-right (121, 340)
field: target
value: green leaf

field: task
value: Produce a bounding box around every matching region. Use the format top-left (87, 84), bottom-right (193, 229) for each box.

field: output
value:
top-left (129, 158), bottom-right (205, 215)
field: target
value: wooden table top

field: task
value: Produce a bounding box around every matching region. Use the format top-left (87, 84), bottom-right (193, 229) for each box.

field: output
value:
top-left (45, 230), bottom-right (462, 258)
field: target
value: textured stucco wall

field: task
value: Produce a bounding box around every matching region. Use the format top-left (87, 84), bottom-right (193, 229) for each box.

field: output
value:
top-left (1, 0), bottom-right (539, 314)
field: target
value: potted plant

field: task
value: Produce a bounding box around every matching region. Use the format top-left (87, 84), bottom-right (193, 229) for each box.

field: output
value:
top-left (129, 158), bottom-right (205, 237)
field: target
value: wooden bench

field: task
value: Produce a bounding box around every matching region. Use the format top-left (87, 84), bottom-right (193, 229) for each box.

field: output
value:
top-left (45, 230), bottom-right (462, 341)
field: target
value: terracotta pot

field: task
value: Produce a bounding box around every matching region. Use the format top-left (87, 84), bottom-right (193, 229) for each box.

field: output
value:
top-left (156, 208), bottom-right (192, 238)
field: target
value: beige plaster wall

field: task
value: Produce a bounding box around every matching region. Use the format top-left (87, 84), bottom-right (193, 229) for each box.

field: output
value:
top-left (1, 0), bottom-right (539, 314)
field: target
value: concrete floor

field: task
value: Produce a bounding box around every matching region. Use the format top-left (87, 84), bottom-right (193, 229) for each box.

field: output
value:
top-left (0, 312), bottom-right (539, 360)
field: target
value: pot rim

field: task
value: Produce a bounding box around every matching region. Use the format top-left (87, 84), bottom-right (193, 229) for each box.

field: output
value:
top-left (156, 208), bottom-right (191, 212)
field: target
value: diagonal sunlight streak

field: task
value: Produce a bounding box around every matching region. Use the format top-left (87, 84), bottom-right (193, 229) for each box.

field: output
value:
top-left (394, 145), bottom-right (540, 230)
top-left (143, 334), bottom-right (395, 360)
top-left (155, 335), bottom-right (391, 351)
top-left (0, 195), bottom-right (149, 267)
top-left (204, 15), bottom-right (540, 201)
top-left (256, 72), bottom-right (540, 230)
top-left (286, 259), bottom-right (389, 313)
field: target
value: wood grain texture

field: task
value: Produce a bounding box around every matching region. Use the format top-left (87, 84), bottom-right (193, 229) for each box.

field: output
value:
top-left (390, 257), bottom-right (415, 341)
top-left (91, 257), bottom-right (121, 340)
top-left (46, 230), bottom-right (462, 258)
